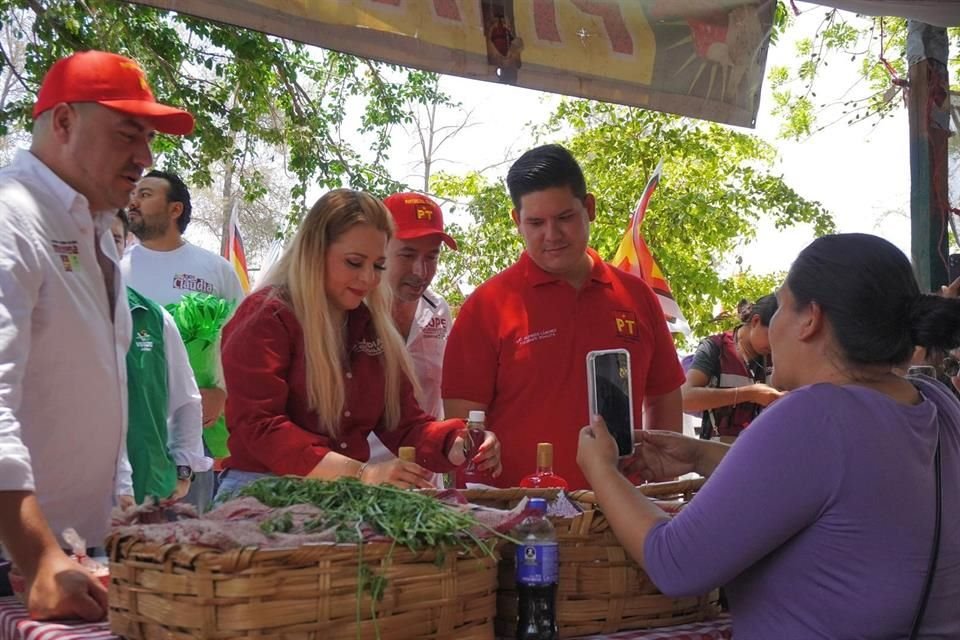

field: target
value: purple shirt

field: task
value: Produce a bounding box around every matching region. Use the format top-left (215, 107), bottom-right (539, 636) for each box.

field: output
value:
top-left (645, 378), bottom-right (960, 639)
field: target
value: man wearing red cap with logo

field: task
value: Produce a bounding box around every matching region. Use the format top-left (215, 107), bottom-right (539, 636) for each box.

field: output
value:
top-left (367, 193), bottom-right (457, 470)
top-left (0, 51), bottom-right (193, 621)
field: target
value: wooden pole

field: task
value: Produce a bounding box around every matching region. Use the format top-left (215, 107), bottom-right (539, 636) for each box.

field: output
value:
top-left (907, 22), bottom-right (950, 293)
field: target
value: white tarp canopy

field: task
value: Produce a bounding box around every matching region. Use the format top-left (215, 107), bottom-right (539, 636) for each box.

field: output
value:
top-left (812, 1), bottom-right (960, 27)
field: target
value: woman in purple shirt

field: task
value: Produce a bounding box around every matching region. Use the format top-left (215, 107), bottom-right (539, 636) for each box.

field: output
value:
top-left (578, 233), bottom-right (959, 639)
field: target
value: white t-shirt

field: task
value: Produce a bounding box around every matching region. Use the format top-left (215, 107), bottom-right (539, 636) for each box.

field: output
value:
top-left (120, 242), bottom-right (244, 307)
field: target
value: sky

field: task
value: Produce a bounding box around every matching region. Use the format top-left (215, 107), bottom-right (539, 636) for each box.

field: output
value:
top-left (379, 2), bottom-right (915, 280)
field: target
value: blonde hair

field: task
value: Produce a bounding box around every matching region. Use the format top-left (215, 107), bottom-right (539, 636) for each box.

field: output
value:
top-left (259, 189), bottom-right (417, 437)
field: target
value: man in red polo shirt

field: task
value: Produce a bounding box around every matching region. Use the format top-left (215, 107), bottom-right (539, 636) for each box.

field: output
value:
top-left (442, 144), bottom-right (684, 489)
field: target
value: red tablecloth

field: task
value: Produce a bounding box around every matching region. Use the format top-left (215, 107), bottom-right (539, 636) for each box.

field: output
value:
top-left (0, 597), bottom-right (731, 640)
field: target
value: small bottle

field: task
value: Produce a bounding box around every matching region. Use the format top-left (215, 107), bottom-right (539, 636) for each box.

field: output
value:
top-left (519, 443), bottom-right (568, 490)
top-left (514, 497), bottom-right (559, 640)
top-left (459, 410), bottom-right (490, 486)
top-left (398, 446), bottom-right (416, 463)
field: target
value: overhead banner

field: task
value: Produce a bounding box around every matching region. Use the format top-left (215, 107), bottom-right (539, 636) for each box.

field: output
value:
top-left (129, 0), bottom-right (776, 128)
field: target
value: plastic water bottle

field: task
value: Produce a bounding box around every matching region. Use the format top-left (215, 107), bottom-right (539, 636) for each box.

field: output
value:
top-left (514, 497), bottom-right (559, 639)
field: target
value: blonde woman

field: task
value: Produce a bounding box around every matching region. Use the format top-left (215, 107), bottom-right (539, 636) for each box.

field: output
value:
top-left (217, 189), bottom-right (501, 494)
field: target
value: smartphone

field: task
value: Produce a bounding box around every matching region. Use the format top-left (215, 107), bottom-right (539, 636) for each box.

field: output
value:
top-left (586, 349), bottom-right (635, 457)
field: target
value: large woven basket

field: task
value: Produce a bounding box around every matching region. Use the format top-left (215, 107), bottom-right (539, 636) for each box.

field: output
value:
top-left (465, 478), bottom-right (719, 639)
top-left (106, 532), bottom-right (498, 639)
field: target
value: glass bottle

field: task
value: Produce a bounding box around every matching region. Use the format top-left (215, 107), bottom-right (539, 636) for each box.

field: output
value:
top-left (519, 443), bottom-right (568, 490)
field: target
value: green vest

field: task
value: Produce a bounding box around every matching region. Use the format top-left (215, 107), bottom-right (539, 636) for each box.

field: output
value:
top-left (126, 288), bottom-right (177, 503)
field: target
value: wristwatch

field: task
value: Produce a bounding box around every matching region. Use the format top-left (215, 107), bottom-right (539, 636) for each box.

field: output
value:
top-left (176, 465), bottom-right (194, 481)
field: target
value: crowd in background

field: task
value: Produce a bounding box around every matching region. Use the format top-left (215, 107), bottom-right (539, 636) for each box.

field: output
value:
top-left (0, 50), bottom-right (956, 639)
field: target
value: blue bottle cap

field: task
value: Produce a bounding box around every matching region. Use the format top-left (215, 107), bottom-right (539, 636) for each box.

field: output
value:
top-left (528, 497), bottom-right (547, 512)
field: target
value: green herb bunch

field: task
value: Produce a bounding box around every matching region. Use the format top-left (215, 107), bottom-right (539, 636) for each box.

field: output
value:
top-left (235, 476), bottom-right (495, 554)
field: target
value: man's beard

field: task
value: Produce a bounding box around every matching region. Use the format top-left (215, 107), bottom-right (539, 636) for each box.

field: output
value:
top-left (130, 216), bottom-right (170, 241)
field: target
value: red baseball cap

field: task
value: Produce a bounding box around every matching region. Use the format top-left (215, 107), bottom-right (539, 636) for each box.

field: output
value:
top-left (32, 50), bottom-right (194, 136)
top-left (383, 192), bottom-right (457, 250)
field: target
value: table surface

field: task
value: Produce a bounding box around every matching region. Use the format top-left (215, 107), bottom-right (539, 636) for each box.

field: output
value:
top-left (0, 597), bottom-right (732, 640)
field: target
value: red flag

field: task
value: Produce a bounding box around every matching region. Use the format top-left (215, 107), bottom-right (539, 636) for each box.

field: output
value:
top-left (223, 201), bottom-right (251, 294)
top-left (611, 160), bottom-right (690, 334)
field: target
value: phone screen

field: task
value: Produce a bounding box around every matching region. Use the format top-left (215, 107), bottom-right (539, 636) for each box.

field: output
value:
top-left (590, 351), bottom-right (634, 457)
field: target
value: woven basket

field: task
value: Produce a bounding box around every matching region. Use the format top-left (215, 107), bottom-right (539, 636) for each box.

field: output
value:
top-left (106, 532), bottom-right (498, 639)
top-left (464, 478), bottom-right (720, 638)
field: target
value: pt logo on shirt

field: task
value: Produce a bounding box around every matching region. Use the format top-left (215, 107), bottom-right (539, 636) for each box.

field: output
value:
top-left (51, 240), bottom-right (81, 272)
top-left (614, 310), bottom-right (639, 341)
top-left (134, 329), bottom-right (155, 352)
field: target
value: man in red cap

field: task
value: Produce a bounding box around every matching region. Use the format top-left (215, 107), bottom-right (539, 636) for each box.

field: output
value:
top-left (367, 193), bottom-right (457, 471)
top-left (0, 50), bottom-right (193, 621)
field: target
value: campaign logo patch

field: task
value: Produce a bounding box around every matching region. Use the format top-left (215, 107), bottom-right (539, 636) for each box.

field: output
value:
top-left (134, 329), bottom-right (155, 352)
top-left (614, 310), bottom-right (639, 341)
top-left (421, 316), bottom-right (448, 339)
top-left (353, 338), bottom-right (384, 356)
top-left (52, 240), bottom-right (81, 272)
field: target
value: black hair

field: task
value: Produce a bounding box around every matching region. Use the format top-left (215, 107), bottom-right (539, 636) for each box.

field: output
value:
top-left (506, 144), bottom-right (588, 210)
top-left (145, 169), bottom-right (192, 234)
top-left (115, 209), bottom-right (129, 236)
top-left (786, 233), bottom-right (960, 366)
top-left (737, 293), bottom-right (778, 326)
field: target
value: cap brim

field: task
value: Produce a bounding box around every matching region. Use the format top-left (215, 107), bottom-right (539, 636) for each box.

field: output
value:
top-left (395, 228), bottom-right (458, 250)
top-left (100, 99), bottom-right (195, 135)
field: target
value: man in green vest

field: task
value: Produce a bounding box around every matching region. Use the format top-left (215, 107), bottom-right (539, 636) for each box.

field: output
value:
top-left (113, 210), bottom-right (210, 506)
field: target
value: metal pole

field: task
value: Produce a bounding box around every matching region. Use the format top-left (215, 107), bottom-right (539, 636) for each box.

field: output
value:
top-left (907, 22), bottom-right (950, 293)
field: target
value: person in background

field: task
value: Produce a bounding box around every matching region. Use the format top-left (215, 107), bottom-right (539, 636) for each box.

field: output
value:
top-left (367, 192), bottom-right (457, 470)
top-left (217, 189), bottom-right (501, 496)
top-left (111, 210), bottom-right (210, 507)
top-left (0, 50), bottom-right (192, 620)
top-left (578, 233), bottom-right (960, 638)
top-left (121, 170), bottom-right (243, 512)
top-left (681, 294), bottom-right (783, 442)
top-left (442, 144), bottom-right (684, 490)
top-left (906, 276), bottom-right (960, 399)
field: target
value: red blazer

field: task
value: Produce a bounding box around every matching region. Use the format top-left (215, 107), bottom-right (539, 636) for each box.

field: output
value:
top-left (221, 287), bottom-right (462, 476)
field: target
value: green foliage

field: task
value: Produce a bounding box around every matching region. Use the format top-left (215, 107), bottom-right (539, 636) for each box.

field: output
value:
top-left (769, 0), bottom-right (793, 45)
top-left (771, 10), bottom-right (960, 138)
top-left (0, 0), bottom-right (449, 222)
top-left (433, 101), bottom-right (835, 346)
top-left (430, 170), bottom-right (523, 308)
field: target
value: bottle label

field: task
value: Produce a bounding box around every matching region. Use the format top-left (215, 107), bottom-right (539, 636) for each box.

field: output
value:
top-left (515, 542), bottom-right (559, 585)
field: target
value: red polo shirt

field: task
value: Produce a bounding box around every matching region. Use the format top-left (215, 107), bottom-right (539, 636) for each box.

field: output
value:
top-left (222, 287), bottom-right (462, 476)
top-left (442, 250), bottom-right (685, 489)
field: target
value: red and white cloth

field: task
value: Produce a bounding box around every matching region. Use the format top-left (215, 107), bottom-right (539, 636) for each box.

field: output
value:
top-left (0, 598), bottom-right (113, 640)
top-left (1, 596), bottom-right (730, 640)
